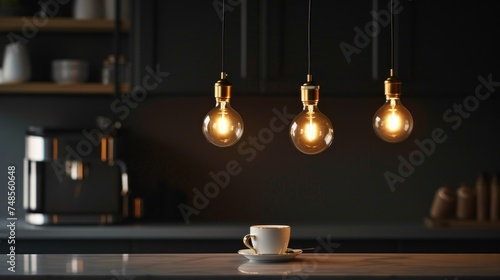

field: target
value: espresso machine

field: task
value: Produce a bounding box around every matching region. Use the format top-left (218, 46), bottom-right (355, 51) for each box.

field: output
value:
top-left (23, 123), bottom-right (129, 225)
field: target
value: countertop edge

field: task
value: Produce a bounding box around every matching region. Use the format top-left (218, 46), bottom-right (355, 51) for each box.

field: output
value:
top-left (3, 221), bottom-right (500, 240)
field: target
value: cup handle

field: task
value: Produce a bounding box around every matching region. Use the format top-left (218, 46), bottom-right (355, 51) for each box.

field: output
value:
top-left (243, 234), bottom-right (257, 255)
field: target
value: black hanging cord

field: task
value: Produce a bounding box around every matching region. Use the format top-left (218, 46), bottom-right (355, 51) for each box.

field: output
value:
top-left (307, 0), bottom-right (312, 76)
top-left (221, 0), bottom-right (226, 73)
top-left (390, 0), bottom-right (394, 73)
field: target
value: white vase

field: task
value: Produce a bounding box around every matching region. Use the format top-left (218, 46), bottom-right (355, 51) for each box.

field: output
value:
top-left (1, 43), bottom-right (31, 83)
top-left (73, 0), bottom-right (104, 19)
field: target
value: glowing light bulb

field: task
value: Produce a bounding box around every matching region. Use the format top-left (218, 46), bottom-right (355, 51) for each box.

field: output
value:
top-left (202, 72), bottom-right (244, 147)
top-left (203, 100), bottom-right (243, 147)
top-left (290, 76), bottom-right (334, 155)
top-left (373, 73), bottom-right (413, 143)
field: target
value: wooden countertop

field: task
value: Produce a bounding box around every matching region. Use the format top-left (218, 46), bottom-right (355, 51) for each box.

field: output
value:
top-left (1, 253), bottom-right (499, 279)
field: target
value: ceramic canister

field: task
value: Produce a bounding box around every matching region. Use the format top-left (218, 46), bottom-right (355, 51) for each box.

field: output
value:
top-left (2, 42), bottom-right (31, 83)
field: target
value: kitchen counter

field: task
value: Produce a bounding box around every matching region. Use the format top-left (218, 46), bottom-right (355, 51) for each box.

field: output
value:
top-left (1, 253), bottom-right (499, 279)
top-left (3, 221), bottom-right (500, 254)
top-left (7, 220), bottom-right (500, 240)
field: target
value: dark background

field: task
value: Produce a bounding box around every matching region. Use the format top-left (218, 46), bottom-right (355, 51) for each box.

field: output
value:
top-left (0, 0), bottom-right (499, 252)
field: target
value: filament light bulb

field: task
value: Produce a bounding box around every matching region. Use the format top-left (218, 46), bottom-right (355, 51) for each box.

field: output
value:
top-left (290, 76), bottom-right (334, 155)
top-left (373, 73), bottom-right (413, 143)
top-left (202, 72), bottom-right (244, 147)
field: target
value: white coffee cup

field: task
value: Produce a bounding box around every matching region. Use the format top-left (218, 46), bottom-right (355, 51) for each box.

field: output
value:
top-left (243, 225), bottom-right (290, 255)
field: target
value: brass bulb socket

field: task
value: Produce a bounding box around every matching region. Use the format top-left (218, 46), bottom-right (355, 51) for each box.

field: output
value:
top-left (301, 81), bottom-right (320, 103)
top-left (214, 72), bottom-right (232, 100)
top-left (384, 75), bottom-right (402, 98)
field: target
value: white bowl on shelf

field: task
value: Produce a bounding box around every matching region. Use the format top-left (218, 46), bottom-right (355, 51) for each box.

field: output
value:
top-left (51, 59), bottom-right (89, 84)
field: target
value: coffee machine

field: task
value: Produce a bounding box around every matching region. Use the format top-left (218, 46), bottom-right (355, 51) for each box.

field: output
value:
top-left (23, 124), bottom-right (129, 225)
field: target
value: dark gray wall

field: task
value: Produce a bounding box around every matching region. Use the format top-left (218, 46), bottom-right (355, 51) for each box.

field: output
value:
top-left (2, 95), bottom-right (499, 224)
top-left (124, 94), bottom-right (500, 224)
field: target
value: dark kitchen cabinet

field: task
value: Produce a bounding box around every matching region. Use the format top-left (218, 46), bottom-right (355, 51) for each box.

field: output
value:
top-left (140, 0), bottom-right (260, 95)
top-left (143, 0), bottom-right (381, 96)
top-left (402, 0), bottom-right (500, 97)
top-left (140, 0), bottom-right (500, 98)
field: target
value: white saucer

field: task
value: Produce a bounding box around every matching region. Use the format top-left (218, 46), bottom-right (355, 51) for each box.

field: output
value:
top-left (238, 248), bottom-right (302, 263)
top-left (238, 261), bottom-right (304, 274)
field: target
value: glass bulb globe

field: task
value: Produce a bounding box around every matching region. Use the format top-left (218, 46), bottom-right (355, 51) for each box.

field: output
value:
top-left (290, 104), bottom-right (334, 155)
top-left (373, 97), bottom-right (413, 143)
top-left (202, 100), bottom-right (244, 147)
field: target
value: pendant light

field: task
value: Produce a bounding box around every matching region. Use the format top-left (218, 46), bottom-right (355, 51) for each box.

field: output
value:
top-left (202, 0), bottom-right (244, 147)
top-left (289, 0), bottom-right (334, 155)
top-left (372, 0), bottom-right (413, 143)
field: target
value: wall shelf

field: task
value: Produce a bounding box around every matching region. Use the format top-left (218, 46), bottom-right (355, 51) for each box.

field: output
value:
top-left (0, 17), bottom-right (129, 33)
top-left (0, 82), bottom-right (129, 95)
top-left (424, 217), bottom-right (500, 229)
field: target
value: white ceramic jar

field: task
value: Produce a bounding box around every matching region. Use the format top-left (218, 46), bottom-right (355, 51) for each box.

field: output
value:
top-left (1, 42), bottom-right (31, 83)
